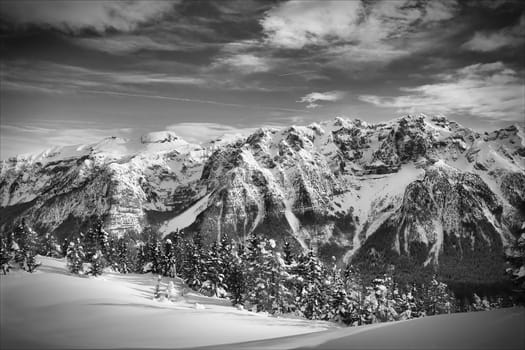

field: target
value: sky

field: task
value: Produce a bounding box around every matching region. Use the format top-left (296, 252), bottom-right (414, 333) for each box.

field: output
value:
top-left (0, 0), bottom-right (524, 159)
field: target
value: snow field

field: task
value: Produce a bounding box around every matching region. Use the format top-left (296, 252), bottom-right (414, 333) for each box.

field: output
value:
top-left (0, 256), bottom-right (335, 349)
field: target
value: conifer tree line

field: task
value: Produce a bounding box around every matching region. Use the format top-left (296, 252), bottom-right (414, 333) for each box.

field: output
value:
top-left (1, 219), bottom-right (522, 324)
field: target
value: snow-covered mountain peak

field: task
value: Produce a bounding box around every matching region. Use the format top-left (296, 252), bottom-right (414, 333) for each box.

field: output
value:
top-left (140, 131), bottom-right (181, 144)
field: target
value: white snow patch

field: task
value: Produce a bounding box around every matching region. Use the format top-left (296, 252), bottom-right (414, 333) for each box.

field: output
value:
top-left (160, 193), bottom-right (212, 235)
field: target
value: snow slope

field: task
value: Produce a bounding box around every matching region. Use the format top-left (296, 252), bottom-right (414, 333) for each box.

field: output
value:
top-left (0, 257), bottom-right (334, 349)
top-left (1, 258), bottom-right (524, 349)
top-left (206, 308), bottom-right (525, 350)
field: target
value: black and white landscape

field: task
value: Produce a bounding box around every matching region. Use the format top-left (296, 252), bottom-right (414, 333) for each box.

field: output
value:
top-left (1, 1), bottom-right (524, 349)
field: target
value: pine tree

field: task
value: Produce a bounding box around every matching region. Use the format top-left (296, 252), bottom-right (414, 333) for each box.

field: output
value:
top-left (1, 236), bottom-right (12, 274)
top-left (83, 227), bottom-right (98, 261)
top-left (228, 254), bottom-right (246, 305)
top-left (94, 220), bottom-right (110, 258)
top-left (183, 232), bottom-right (205, 290)
top-left (89, 249), bottom-right (104, 276)
top-left (200, 240), bottom-right (230, 298)
top-left (151, 240), bottom-right (163, 274)
top-left (24, 227), bottom-right (40, 273)
top-left (163, 238), bottom-right (176, 277)
top-left (167, 230), bottom-right (184, 277)
top-left (66, 238), bottom-right (85, 274)
top-left (242, 237), bottom-right (283, 313)
top-left (13, 221), bottom-right (28, 269)
top-left (39, 233), bottom-right (59, 257)
top-left (116, 237), bottom-right (130, 273)
top-left (283, 240), bottom-right (295, 265)
top-left (220, 234), bottom-right (245, 305)
top-left (61, 237), bottom-right (70, 258)
top-left (296, 250), bottom-right (330, 320)
top-left (135, 242), bottom-right (149, 273)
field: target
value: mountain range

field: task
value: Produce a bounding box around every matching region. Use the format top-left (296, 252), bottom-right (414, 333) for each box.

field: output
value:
top-left (1, 114), bottom-right (524, 284)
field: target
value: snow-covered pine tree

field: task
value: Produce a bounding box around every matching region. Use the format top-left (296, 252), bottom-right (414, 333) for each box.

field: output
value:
top-left (82, 227), bottom-right (98, 261)
top-left (274, 249), bottom-right (297, 314)
top-left (243, 235), bottom-right (275, 312)
top-left (94, 220), bottom-right (110, 258)
top-left (39, 233), bottom-right (59, 257)
top-left (151, 240), bottom-right (163, 275)
top-left (61, 237), bottom-right (70, 258)
top-left (200, 241), bottom-right (227, 297)
top-left (183, 233), bottom-right (205, 290)
top-left (167, 230), bottom-right (184, 277)
top-left (297, 250), bottom-right (331, 320)
top-left (1, 236), bottom-right (12, 274)
top-left (227, 253), bottom-right (245, 306)
top-left (106, 237), bottom-right (119, 271)
top-left (24, 226), bottom-right (40, 273)
top-left (342, 263), bottom-right (366, 324)
top-left (266, 239), bottom-right (285, 314)
top-left (135, 242), bottom-right (149, 273)
top-left (283, 240), bottom-right (295, 265)
top-left (163, 238), bottom-right (176, 277)
top-left (89, 249), bottom-right (105, 276)
top-left (13, 221), bottom-right (28, 269)
top-left (116, 237), bottom-right (130, 273)
top-left (66, 238), bottom-right (85, 274)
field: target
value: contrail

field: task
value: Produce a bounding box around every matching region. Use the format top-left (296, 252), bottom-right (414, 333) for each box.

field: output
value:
top-left (278, 71), bottom-right (316, 77)
top-left (82, 89), bottom-right (309, 113)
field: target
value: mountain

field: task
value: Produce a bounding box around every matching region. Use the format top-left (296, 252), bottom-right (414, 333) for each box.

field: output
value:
top-left (1, 114), bottom-right (524, 283)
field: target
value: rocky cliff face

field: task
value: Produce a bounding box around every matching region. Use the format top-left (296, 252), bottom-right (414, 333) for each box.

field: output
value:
top-left (1, 115), bottom-right (524, 276)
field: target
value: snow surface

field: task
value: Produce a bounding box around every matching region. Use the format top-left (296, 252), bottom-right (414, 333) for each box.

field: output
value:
top-left (0, 256), bottom-right (335, 349)
top-left (214, 307), bottom-right (525, 350)
top-left (159, 193), bottom-right (212, 235)
top-left (3, 257), bottom-right (523, 350)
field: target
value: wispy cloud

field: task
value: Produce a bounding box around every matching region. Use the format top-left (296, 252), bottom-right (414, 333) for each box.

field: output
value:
top-left (74, 35), bottom-right (179, 54)
top-left (0, 60), bottom-right (207, 94)
top-left (297, 91), bottom-right (345, 109)
top-left (462, 13), bottom-right (525, 52)
top-left (259, 0), bottom-right (459, 65)
top-left (84, 89), bottom-right (309, 114)
top-left (0, 123), bottom-right (134, 159)
top-left (166, 122), bottom-right (260, 144)
top-left (278, 71), bottom-right (317, 77)
top-left (0, 0), bottom-right (176, 33)
top-left (359, 62), bottom-right (524, 121)
top-left (212, 54), bottom-right (272, 74)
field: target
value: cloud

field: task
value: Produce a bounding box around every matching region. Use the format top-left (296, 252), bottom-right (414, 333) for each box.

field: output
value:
top-left (462, 13), bottom-right (525, 52)
top-left (0, 61), bottom-right (206, 94)
top-left (420, 0), bottom-right (458, 23)
top-left (297, 91), bottom-right (345, 109)
top-left (84, 90), bottom-right (308, 113)
top-left (358, 62), bottom-right (524, 121)
top-left (257, 0), bottom-right (459, 68)
top-left (0, 0), bottom-right (175, 33)
top-left (260, 1), bottom-right (363, 49)
top-left (166, 122), bottom-right (260, 144)
top-left (212, 54), bottom-right (272, 74)
top-left (111, 74), bottom-right (205, 85)
top-left (278, 71), bottom-right (317, 77)
top-left (74, 35), bottom-right (178, 54)
top-left (0, 123), bottom-right (133, 159)
top-left (260, 1), bottom-right (457, 46)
